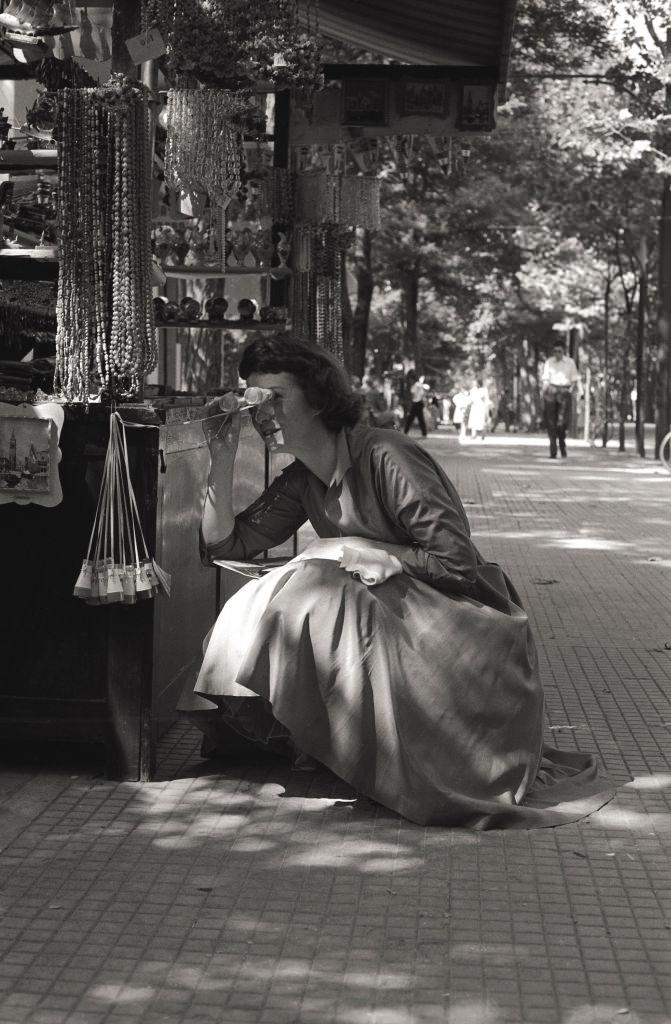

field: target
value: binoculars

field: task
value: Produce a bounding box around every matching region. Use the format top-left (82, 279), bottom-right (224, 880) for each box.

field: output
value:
top-left (217, 387), bottom-right (274, 414)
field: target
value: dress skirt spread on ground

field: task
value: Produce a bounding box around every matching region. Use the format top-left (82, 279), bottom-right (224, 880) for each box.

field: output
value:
top-left (185, 425), bottom-right (615, 829)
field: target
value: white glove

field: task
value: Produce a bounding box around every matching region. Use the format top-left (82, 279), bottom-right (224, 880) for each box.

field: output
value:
top-left (339, 544), bottom-right (403, 586)
top-left (293, 536), bottom-right (403, 586)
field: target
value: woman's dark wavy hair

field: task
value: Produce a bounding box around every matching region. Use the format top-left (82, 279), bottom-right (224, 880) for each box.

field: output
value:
top-left (238, 333), bottom-right (361, 431)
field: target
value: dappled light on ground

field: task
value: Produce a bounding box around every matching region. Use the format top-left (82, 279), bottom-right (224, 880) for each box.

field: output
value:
top-left (2, 433), bottom-right (670, 1024)
top-left (555, 537), bottom-right (631, 551)
top-left (623, 773), bottom-right (671, 792)
top-left (564, 1007), bottom-right (643, 1024)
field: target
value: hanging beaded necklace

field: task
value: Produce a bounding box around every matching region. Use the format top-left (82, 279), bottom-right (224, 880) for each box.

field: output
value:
top-left (164, 88), bottom-right (243, 209)
top-left (55, 75), bottom-right (156, 402)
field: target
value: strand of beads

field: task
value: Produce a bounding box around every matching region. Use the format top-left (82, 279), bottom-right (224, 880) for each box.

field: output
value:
top-left (165, 89), bottom-right (243, 206)
top-left (294, 172), bottom-right (341, 225)
top-left (340, 177), bottom-right (381, 230)
top-left (271, 168), bottom-right (293, 223)
top-left (55, 76), bottom-right (156, 403)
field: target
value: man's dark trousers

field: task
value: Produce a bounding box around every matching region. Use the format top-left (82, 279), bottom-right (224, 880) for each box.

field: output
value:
top-left (544, 386), bottom-right (572, 457)
top-left (404, 401), bottom-right (427, 436)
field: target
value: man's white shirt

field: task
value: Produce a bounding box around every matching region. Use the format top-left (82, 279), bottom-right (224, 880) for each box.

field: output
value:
top-left (542, 355), bottom-right (582, 394)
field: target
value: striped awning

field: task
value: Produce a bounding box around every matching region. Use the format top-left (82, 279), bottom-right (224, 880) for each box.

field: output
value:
top-left (302, 0), bottom-right (517, 83)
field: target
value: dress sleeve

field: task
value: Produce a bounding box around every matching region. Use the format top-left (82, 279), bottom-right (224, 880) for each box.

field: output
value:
top-left (201, 462), bottom-right (308, 564)
top-left (373, 442), bottom-right (479, 596)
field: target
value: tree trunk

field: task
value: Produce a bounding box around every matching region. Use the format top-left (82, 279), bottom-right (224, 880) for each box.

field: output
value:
top-left (602, 274), bottom-right (611, 448)
top-left (351, 228), bottom-right (373, 381)
top-left (400, 261), bottom-right (420, 369)
top-left (636, 237), bottom-right (647, 457)
top-left (619, 345), bottom-right (630, 452)
top-left (655, 27), bottom-right (671, 458)
top-left (656, 174), bottom-right (671, 456)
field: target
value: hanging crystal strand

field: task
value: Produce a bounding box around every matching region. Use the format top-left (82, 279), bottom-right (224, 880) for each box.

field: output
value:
top-left (121, 100), bottom-right (137, 384)
top-left (110, 105), bottom-right (125, 384)
top-left (54, 88), bottom-right (69, 395)
top-left (80, 90), bottom-right (94, 398)
top-left (92, 100), bottom-right (108, 390)
top-left (141, 88), bottom-right (157, 374)
top-left (56, 87), bottom-right (71, 397)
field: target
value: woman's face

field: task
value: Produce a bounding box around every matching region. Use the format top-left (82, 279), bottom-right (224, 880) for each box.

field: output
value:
top-left (246, 371), bottom-right (322, 453)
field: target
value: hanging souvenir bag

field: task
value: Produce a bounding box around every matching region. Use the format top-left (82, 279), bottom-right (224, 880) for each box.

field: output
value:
top-left (73, 412), bottom-right (171, 606)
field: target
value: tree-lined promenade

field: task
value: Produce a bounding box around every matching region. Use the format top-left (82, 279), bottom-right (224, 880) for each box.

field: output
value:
top-left (340, 0), bottom-right (670, 457)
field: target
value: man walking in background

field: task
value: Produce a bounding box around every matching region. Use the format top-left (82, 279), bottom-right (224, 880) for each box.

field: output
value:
top-left (403, 372), bottom-right (427, 437)
top-left (541, 341), bottom-right (583, 458)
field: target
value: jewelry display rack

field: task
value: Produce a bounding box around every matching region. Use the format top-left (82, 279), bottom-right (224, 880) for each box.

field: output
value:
top-left (153, 90), bottom-right (291, 394)
top-left (0, 1), bottom-right (253, 782)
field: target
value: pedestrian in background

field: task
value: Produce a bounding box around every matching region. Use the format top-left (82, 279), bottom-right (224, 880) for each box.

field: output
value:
top-left (451, 385), bottom-right (470, 441)
top-left (492, 388), bottom-right (515, 433)
top-left (403, 372), bottom-right (427, 437)
top-left (467, 379), bottom-right (491, 441)
top-left (541, 341), bottom-right (582, 458)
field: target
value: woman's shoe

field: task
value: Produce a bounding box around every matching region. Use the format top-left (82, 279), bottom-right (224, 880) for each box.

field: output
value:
top-left (291, 750), bottom-right (319, 772)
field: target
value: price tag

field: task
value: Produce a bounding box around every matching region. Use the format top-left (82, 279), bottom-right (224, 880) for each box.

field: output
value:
top-left (125, 28), bottom-right (166, 65)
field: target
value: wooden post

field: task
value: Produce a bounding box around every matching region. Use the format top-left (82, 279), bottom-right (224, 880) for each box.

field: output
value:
top-left (111, 0), bottom-right (141, 76)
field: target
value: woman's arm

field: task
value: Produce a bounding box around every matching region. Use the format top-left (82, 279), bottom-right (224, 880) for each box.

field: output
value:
top-left (200, 403), bottom-right (240, 556)
top-left (199, 408), bottom-right (309, 565)
top-left (372, 443), bottom-right (480, 595)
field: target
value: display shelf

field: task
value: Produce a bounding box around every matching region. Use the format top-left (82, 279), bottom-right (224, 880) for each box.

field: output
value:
top-left (0, 150), bottom-right (57, 169)
top-left (156, 319), bottom-right (286, 331)
top-left (3, 25), bottom-right (78, 43)
top-left (162, 265), bottom-right (273, 278)
top-left (0, 60), bottom-right (41, 79)
top-left (0, 248), bottom-right (58, 280)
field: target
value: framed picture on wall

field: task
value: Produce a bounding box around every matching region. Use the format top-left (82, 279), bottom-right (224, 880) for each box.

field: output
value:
top-left (401, 80), bottom-right (448, 118)
top-left (0, 402), bottom-right (64, 507)
top-left (341, 79), bottom-right (388, 126)
top-left (459, 83), bottom-right (495, 131)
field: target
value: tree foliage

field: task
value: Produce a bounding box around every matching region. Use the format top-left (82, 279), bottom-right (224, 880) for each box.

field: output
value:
top-left (355, 0), bottom-right (668, 442)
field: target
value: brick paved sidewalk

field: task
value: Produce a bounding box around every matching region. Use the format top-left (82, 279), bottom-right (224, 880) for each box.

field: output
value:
top-left (1, 431), bottom-right (670, 1024)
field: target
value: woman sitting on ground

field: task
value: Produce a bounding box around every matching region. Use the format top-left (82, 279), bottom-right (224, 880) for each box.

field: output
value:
top-left (183, 334), bottom-right (611, 829)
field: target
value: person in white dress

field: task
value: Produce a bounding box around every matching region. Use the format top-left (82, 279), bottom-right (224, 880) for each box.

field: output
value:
top-left (451, 387), bottom-right (471, 441)
top-left (467, 380), bottom-right (491, 440)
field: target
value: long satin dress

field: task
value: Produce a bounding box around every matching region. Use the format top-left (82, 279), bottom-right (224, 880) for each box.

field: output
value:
top-left (194, 425), bottom-right (612, 829)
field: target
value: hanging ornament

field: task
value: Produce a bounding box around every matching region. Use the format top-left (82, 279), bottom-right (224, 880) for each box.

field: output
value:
top-left (348, 138), bottom-right (380, 175)
top-left (438, 137), bottom-right (454, 175)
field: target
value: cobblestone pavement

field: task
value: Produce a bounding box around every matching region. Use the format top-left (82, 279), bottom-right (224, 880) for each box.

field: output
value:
top-left (1, 431), bottom-right (670, 1024)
